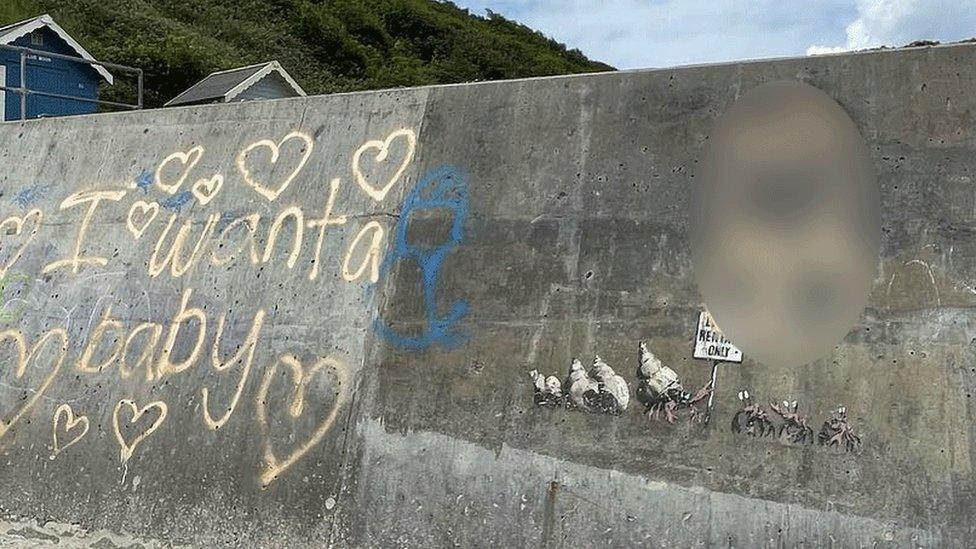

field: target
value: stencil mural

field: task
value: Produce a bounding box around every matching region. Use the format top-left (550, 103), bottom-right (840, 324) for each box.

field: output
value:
top-left (529, 343), bottom-right (862, 453)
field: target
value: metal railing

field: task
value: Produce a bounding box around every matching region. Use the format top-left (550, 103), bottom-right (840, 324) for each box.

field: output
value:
top-left (0, 43), bottom-right (143, 120)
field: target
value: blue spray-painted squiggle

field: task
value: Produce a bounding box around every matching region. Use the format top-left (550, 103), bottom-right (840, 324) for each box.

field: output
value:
top-left (11, 184), bottom-right (52, 209)
top-left (374, 165), bottom-right (469, 351)
top-left (135, 170), bottom-right (153, 194)
top-left (161, 191), bottom-right (193, 213)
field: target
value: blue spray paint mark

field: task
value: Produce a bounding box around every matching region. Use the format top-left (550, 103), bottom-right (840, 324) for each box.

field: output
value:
top-left (215, 211), bottom-right (234, 232)
top-left (135, 170), bottom-right (153, 194)
top-left (373, 165), bottom-right (470, 351)
top-left (11, 184), bottom-right (52, 209)
top-left (161, 191), bottom-right (193, 213)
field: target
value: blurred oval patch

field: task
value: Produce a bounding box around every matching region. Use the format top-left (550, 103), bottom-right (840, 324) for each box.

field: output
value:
top-left (691, 81), bottom-right (880, 368)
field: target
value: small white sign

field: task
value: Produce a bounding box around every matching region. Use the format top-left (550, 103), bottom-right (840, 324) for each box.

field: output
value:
top-left (693, 311), bottom-right (742, 363)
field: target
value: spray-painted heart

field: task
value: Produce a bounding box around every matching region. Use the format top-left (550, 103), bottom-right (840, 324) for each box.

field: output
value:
top-left (50, 403), bottom-right (89, 458)
top-left (126, 200), bottom-right (159, 239)
top-left (155, 146), bottom-right (204, 194)
top-left (255, 354), bottom-right (351, 487)
top-left (352, 128), bottom-right (417, 202)
top-left (236, 132), bottom-right (313, 201)
top-left (113, 399), bottom-right (168, 463)
top-left (0, 328), bottom-right (68, 443)
top-left (0, 209), bottom-right (42, 278)
top-left (191, 174), bottom-right (224, 205)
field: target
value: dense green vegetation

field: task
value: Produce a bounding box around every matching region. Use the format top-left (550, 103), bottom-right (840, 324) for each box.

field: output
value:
top-left (0, 0), bottom-right (612, 107)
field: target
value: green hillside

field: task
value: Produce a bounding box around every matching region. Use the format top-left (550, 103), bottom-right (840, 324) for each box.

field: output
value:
top-left (0, 0), bottom-right (613, 108)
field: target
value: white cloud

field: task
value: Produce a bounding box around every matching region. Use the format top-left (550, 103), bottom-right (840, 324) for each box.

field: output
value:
top-left (806, 0), bottom-right (976, 55)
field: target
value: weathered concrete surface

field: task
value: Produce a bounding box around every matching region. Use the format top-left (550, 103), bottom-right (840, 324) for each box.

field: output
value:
top-left (0, 42), bottom-right (973, 546)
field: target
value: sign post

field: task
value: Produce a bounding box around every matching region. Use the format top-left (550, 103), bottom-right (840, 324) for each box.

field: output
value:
top-left (705, 359), bottom-right (719, 422)
top-left (693, 310), bottom-right (742, 423)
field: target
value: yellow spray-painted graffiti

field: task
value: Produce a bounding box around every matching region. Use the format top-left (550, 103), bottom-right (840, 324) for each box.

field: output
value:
top-left (236, 131), bottom-right (314, 201)
top-left (113, 399), bottom-right (168, 463)
top-left (0, 209), bottom-right (42, 278)
top-left (0, 327), bottom-right (69, 440)
top-left (0, 127), bottom-right (418, 487)
top-left (50, 404), bottom-right (89, 459)
top-left (155, 145), bottom-right (204, 194)
top-left (255, 354), bottom-right (351, 487)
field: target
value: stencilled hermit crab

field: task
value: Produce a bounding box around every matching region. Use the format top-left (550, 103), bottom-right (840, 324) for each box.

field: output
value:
top-left (818, 406), bottom-right (861, 452)
top-left (637, 342), bottom-right (712, 424)
top-left (770, 399), bottom-right (815, 445)
top-left (731, 390), bottom-right (775, 437)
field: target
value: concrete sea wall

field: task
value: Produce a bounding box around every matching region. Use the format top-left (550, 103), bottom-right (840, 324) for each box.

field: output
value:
top-left (0, 42), bottom-right (974, 546)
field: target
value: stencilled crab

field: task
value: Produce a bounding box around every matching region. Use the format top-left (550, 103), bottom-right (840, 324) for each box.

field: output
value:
top-left (645, 381), bottom-right (713, 424)
top-left (646, 398), bottom-right (680, 424)
top-left (770, 399), bottom-right (815, 445)
top-left (731, 390), bottom-right (775, 437)
top-left (818, 406), bottom-right (861, 452)
top-left (637, 342), bottom-right (712, 424)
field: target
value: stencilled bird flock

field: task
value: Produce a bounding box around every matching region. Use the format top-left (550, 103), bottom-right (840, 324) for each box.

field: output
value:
top-left (529, 340), bottom-right (861, 453)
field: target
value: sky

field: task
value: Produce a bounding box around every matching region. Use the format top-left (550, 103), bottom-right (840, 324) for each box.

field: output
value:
top-left (452, 0), bottom-right (976, 69)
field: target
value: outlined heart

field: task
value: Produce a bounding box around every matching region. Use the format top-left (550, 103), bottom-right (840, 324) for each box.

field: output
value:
top-left (192, 174), bottom-right (224, 205)
top-left (155, 146), bottom-right (204, 194)
top-left (0, 209), bottom-right (42, 278)
top-left (0, 328), bottom-right (68, 443)
top-left (113, 399), bottom-right (167, 463)
top-left (352, 128), bottom-right (417, 202)
top-left (50, 403), bottom-right (89, 459)
top-left (126, 201), bottom-right (159, 239)
top-left (236, 132), bottom-right (313, 201)
top-left (255, 354), bottom-right (351, 487)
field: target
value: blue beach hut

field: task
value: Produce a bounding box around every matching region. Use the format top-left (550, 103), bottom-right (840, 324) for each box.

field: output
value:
top-left (0, 14), bottom-right (113, 120)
